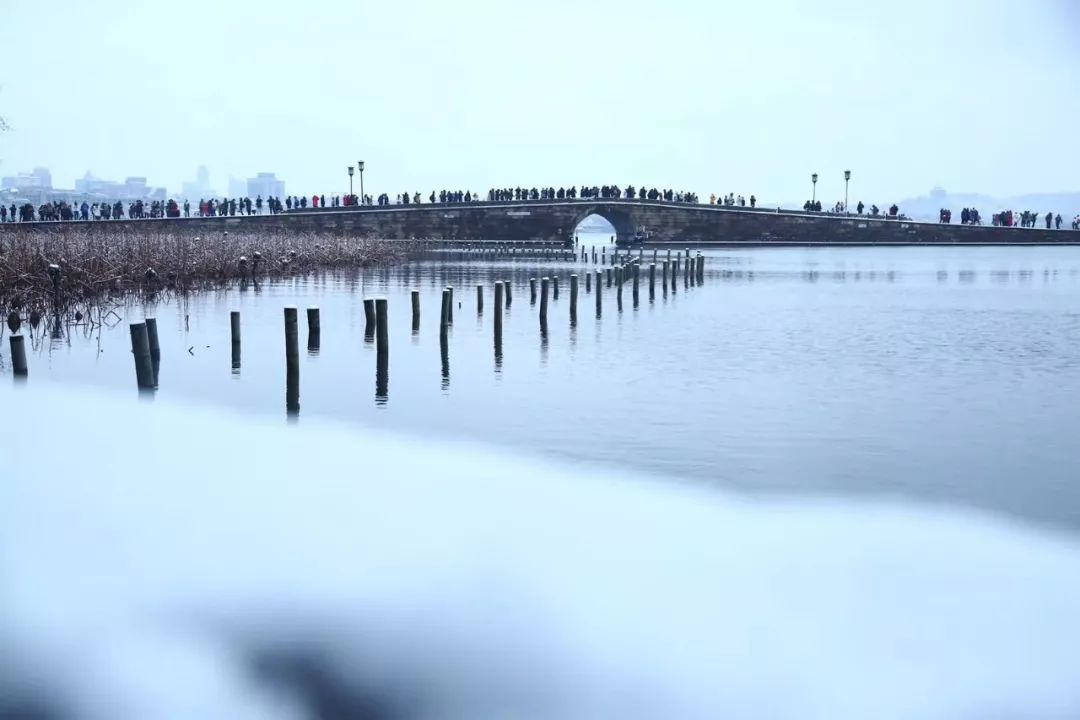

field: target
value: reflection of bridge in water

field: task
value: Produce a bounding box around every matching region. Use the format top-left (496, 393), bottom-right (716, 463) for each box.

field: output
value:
top-left (5, 199), bottom-right (1078, 246)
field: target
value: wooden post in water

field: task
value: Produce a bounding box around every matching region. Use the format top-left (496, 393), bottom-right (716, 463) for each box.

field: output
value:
top-left (306, 307), bottom-right (321, 353)
top-left (145, 316), bottom-right (161, 385)
top-left (411, 290), bottom-right (420, 333)
top-left (606, 267), bottom-right (612, 287)
top-left (503, 280), bottom-right (512, 307)
top-left (230, 311), bottom-right (241, 369)
top-left (592, 246), bottom-right (597, 264)
top-left (684, 254), bottom-right (691, 286)
top-left (601, 247), bottom-right (606, 265)
top-left (284, 306), bottom-right (299, 366)
top-left (440, 289), bottom-right (450, 337)
top-left (9, 335), bottom-right (27, 376)
top-left (570, 274), bottom-right (578, 324)
top-left (130, 322), bottom-right (155, 390)
top-left (662, 260), bottom-right (669, 291)
top-left (632, 263), bottom-right (640, 306)
top-left (552, 275), bottom-right (560, 300)
top-left (649, 263), bottom-right (656, 301)
top-left (477, 284), bottom-right (484, 314)
top-left (145, 317), bottom-right (160, 357)
top-left (595, 270), bottom-right (602, 316)
top-left (375, 297), bottom-right (388, 399)
top-left (494, 281), bottom-right (504, 358)
top-left (539, 277), bottom-right (550, 327)
top-left (305, 307), bottom-right (320, 334)
top-left (375, 298), bottom-right (388, 357)
top-left (653, 248), bottom-right (658, 263)
top-left (667, 249), bottom-right (672, 263)
top-left (364, 298), bottom-right (376, 337)
top-left (530, 278), bottom-right (537, 304)
top-left (494, 282), bottom-right (504, 329)
top-left (697, 253), bottom-right (705, 283)
top-left (447, 286), bottom-right (454, 324)
top-left (585, 270), bottom-right (592, 293)
top-left (672, 257), bottom-right (679, 292)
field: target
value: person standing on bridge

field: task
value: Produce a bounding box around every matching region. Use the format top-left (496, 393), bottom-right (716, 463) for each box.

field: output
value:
top-left (1046, 212), bottom-right (1053, 229)
top-left (1056, 213), bottom-right (1063, 229)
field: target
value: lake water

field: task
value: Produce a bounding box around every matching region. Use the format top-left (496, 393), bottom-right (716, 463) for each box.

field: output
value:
top-left (4, 237), bottom-right (1080, 532)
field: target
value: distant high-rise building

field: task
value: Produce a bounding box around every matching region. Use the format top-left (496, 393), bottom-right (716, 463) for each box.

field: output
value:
top-left (75, 171), bottom-right (120, 195)
top-left (246, 172), bottom-right (285, 200)
top-left (5, 168), bottom-right (163, 201)
top-left (124, 177), bottom-right (148, 196)
top-left (179, 165), bottom-right (216, 200)
top-left (227, 176), bottom-right (248, 198)
top-left (31, 167), bottom-right (52, 189)
top-left (2, 167), bottom-right (52, 190)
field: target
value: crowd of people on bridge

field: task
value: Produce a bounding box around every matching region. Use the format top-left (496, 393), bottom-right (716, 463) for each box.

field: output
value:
top-left (3, 185), bottom-right (1077, 231)
top-left (479, 186), bottom-right (701, 203)
top-left (710, 193), bottom-right (757, 207)
top-left (931, 207), bottom-right (1069, 229)
top-left (799, 199), bottom-right (903, 218)
top-left (983, 210), bottom-right (1065, 229)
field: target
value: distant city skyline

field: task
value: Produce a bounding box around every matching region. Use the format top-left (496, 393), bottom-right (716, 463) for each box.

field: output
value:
top-left (0, 163), bottom-right (289, 204)
top-left (1, 0), bottom-right (1077, 209)
top-left (2, 159), bottom-right (1078, 223)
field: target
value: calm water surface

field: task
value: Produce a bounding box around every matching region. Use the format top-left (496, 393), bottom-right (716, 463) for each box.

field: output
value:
top-left (4, 241), bottom-right (1080, 530)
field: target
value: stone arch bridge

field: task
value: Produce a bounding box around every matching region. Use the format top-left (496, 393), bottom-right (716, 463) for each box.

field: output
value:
top-left (2, 199), bottom-right (1073, 245)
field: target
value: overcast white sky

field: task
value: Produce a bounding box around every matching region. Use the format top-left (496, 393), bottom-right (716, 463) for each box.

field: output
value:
top-left (2, 0), bottom-right (1077, 204)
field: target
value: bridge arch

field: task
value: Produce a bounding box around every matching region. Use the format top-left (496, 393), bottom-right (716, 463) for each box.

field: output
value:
top-left (570, 204), bottom-right (635, 244)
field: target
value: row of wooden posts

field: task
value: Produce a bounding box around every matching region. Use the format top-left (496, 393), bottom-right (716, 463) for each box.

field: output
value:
top-left (7, 250), bottom-right (706, 398)
top-left (429, 242), bottom-right (698, 268)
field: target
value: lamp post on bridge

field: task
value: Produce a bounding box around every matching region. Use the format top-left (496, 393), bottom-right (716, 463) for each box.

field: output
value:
top-left (347, 165), bottom-right (354, 200)
top-left (358, 160), bottom-right (365, 205)
top-left (811, 173), bottom-right (818, 206)
top-left (844, 170), bottom-right (851, 213)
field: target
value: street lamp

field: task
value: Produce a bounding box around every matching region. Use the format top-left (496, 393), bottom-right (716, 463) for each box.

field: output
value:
top-left (347, 165), bottom-right (354, 200)
top-left (844, 170), bottom-right (851, 213)
top-left (357, 160), bottom-right (365, 205)
top-left (811, 173), bottom-right (818, 206)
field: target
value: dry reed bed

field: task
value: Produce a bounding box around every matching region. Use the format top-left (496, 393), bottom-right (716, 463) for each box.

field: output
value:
top-left (0, 225), bottom-right (408, 321)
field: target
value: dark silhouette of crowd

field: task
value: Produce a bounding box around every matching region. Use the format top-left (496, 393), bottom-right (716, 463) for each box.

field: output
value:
top-left (1, 184), bottom-right (1075, 232)
top-left (988, 210), bottom-right (1065, 229)
top-left (711, 193), bottom-right (756, 208)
